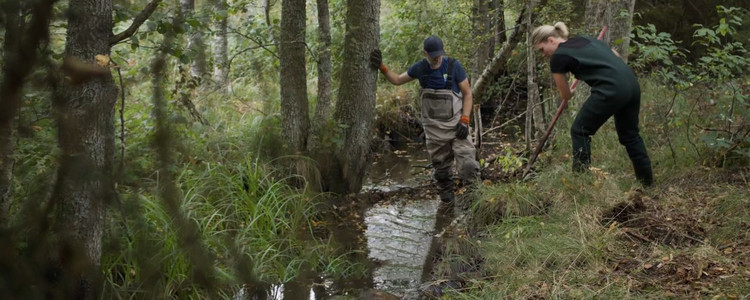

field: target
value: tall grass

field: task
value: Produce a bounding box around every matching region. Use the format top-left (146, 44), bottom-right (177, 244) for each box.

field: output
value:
top-left (450, 79), bottom-right (750, 299)
top-left (98, 86), bottom-right (365, 298)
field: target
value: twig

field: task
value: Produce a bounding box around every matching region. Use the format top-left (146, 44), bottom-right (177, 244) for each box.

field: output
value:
top-left (623, 228), bottom-right (652, 243)
top-left (227, 26), bottom-right (279, 59)
top-left (484, 96), bottom-right (553, 136)
top-left (686, 91), bottom-right (703, 160)
top-left (488, 57), bottom-right (526, 129)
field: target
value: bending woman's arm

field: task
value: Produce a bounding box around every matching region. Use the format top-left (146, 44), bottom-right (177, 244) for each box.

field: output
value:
top-left (553, 73), bottom-right (572, 101)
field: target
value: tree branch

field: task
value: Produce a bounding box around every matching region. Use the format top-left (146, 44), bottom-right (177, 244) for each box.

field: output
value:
top-left (472, 0), bottom-right (549, 104)
top-left (110, 0), bottom-right (162, 46)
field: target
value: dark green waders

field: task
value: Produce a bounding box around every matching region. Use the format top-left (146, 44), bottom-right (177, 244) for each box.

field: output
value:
top-left (555, 37), bottom-right (653, 186)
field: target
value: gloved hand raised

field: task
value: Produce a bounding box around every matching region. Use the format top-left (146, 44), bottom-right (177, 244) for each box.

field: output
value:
top-left (456, 115), bottom-right (470, 139)
top-left (370, 49), bottom-right (388, 73)
top-left (370, 49), bottom-right (382, 69)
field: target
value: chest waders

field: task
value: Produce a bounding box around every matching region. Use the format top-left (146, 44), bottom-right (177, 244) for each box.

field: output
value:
top-left (556, 37), bottom-right (652, 185)
top-left (419, 58), bottom-right (480, 202)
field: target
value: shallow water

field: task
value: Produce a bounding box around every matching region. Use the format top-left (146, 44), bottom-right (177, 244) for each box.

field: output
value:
top-left (365, 198), bottom-right (441, 299)
top-left (239, 144), bottom-right (444, 299)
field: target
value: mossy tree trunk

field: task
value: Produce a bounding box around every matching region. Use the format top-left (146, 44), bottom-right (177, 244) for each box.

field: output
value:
top-left (327, 0), bottom-right (380, 194)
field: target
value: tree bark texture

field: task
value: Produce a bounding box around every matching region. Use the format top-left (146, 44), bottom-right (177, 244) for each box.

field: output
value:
top-left (609, 0), bottom-right (636, 62)
top-left (308, 0), bottom-right (333, 153)
top-left (493, 0), bottom-right (507, 47)
top-left (471, 0), bottom-right (494, 82)
top-left (525, 0), bottom-right (542, 151)
top-left (280, 0), bottom-right (310, 154)
top-left (0, 1), bottom-right (22, 228)
top-left (212, 0), bottom-right (229, 87)
top-left (180, 0), bottom-right (208, 79)
top-left (585, 0), bottom-right (636, 57)
top-left (329, 0), bottom-right (380, 194)
top-left (54, 0), bottom-right (118, 296)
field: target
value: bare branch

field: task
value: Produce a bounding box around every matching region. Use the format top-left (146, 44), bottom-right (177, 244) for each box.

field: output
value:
top-left (472, 0), bottom-right (549, 103)
top-left (110, 0), bottom-right (162, 46)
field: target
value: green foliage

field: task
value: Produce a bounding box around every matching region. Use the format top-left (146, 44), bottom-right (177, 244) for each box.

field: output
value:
top-left (631, 6), bottom-right (750, 167)
top-left (380, 0), bottom-right (474, 73)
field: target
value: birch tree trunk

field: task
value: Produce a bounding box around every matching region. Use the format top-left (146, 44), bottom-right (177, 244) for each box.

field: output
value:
top-left (525, 0), bottom-right (541, 151)
top-left (180, 0), bottom-right (208, 80)
top-left (280, 0), bottom-right (309, 153)
top-left (212, 0), bottom-right (229, 87)
top-left (328, 0), bottom-right (380, 194)
top-left (307, 0), bottom-right (333, 153)
top-left (54, 0), bottom-right (118, 297)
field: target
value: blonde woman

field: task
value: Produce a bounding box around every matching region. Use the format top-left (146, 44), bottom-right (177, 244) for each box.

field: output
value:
top-left (532, 22), bottom-right (653, 186)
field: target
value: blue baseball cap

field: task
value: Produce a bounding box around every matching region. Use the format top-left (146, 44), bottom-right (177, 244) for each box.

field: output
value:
top-left (424, 35), bottom-right (445, 58)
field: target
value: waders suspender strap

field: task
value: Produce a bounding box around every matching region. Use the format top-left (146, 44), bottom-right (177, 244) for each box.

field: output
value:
top-left (420, 57), bottom-right (456, 90)
top-left (444, 57), bottom-right (455, 89)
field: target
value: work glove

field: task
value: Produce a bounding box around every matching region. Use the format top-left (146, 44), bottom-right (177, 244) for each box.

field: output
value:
top-left (369, 49), bottom-right (382, 69)
top-left (456, 115), bottom-right (470, 139)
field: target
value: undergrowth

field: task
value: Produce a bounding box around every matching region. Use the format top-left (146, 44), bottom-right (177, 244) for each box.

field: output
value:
top-left (443, 79), bottom-right (750, 299)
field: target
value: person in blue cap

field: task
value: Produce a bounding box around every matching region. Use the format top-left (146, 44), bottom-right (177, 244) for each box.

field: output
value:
top-left (370, 36), bottom-right (479, 203)
top-left (532, 22), bottom-right (653, 186)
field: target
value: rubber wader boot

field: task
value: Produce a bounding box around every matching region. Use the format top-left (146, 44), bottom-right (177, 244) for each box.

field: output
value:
top-left (439, 190), bottom-right (454, 203)
top-left (634, 166), bottom-right (653, 187)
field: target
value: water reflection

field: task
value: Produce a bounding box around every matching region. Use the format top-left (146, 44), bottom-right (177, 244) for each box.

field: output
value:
top-left (365, 198), bottom-right (440, 299)
top-left (364, 143), bottom-right (430, 191)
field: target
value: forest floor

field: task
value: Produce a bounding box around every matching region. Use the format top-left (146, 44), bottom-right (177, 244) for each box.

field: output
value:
top-left (325, 124), bottom-right (750, 299)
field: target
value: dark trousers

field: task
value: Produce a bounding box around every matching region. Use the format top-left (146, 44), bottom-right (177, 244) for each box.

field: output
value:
top-left (570, 89), bottom-right (651, 173)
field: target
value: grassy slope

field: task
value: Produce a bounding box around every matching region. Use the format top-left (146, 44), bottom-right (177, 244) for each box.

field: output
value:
top-left (443, 79), bottom-right (750, 299)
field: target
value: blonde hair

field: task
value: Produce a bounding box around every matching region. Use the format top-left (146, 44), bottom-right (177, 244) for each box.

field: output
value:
top-left (531, 22), bottom-right (569, 45)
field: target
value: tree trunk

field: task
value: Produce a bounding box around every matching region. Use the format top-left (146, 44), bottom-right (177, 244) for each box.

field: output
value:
top-left (328, 0), bottom-right (380, 194)
top-left (525, 0), bottom-right (541, 152)
top-left (307, 0), bottom-right (333, 153)
top-left (180, 0), bottom-right (208, 80)
top-left (212, 0), bottom-right (229, 88)
top-left (609, 0), bottom-right (636, 62)
top-left (584, 0), bottom-right (610, 39)
top-left (280, 0), bottom-right (309, 153)
top-left (0, 0), bottom-right (22, 228)
top-left (584, 0), bottom-right (637, 54)
top-left (471, 0), bottom-right (494, 82)
top-left (54, 0), bottom-right (118, 297)
top-left (493, 0), bottom-right (506, 47)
